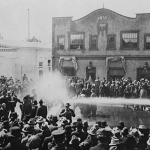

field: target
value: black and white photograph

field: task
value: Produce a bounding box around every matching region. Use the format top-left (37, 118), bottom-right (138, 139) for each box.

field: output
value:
top-left (0, 0), bottom-right (150, 150)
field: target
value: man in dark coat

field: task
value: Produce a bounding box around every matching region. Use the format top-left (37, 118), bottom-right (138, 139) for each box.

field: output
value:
top-left (59, 103), bottom-right (75, 123)
top-left (2, 126), bottom-right (28, 150)
top-left (50, 129), bottom-right (68, 150)
top-left (36, 99), bottom-right (47, 119)
top-left (21, 95), bottom-right (32, 121)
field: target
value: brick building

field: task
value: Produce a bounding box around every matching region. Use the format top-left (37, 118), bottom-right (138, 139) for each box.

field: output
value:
top-left (52, 8), bottom-right (150, 81)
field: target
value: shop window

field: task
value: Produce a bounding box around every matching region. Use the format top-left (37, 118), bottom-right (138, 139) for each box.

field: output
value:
top-left (121, 31), bottom-right (139, 49)
top-left (69, 33), bottom-right (84, 49)
top-left (58, 35), bottom-right (65, 50)
top-left (89, 35), bottom-right (98, 50)
top-left (144, 34), bottom-right (150, 50)
top-left (107, 34), bottom-right (116, 50)
top-left (62, 67), bottom-right (75, 76)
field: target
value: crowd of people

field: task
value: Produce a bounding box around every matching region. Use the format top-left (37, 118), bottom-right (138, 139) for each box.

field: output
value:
top-left (67, 76), bottom-right (150, 99)
top-left (0, 100), bottom-right (149, 150)
top-left (0, 73), bottom-right (149, 150)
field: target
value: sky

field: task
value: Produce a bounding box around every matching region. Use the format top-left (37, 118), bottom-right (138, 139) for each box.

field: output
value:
top-left (0, 0), bottom-right (150, 44)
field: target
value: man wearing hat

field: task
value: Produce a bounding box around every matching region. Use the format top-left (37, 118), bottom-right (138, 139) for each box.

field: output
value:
top-left (59, 103), bottom-right (75, 123)
top-left (3, 126), bottom-right (28, 150)
top-left (90, 129), bottom-right (108, 150)
top-left (72, 122), bottom-right (86, 142)
top-left (30, 100), bottom-right (38, 118)
top-left (27, 118), bottom-right (41, 135)
top-left (0, 120), bottom-right (9, 148)
top-left (36, 99), bottom-right (47, 119)
top-left (50, 129), bottom-right (67, 150)
top-left (80, 127), bottom-right (98, 150)
top-left (21, 95), bottom-right (32, 121)
top-left (9, 112), bottom-right (23, 128)
top-left (109, 137), bottom-right (126, 150)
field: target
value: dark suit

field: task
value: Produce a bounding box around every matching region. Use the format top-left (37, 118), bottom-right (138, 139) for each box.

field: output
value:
top-left (36, 104), bottom-right (47, 118)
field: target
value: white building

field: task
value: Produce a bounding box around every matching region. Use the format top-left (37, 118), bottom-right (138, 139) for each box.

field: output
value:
top-left (0, 39), bottom-right (51, 81)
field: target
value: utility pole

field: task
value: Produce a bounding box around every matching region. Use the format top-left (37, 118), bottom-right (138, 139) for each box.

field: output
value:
top-left (28, 9), bottom-right (30, 39)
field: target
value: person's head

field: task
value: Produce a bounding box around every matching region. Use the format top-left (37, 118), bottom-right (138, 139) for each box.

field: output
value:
top-left (87, 127), bottom-right (98, 139)
top-left (27, 118), bottom-right (37, 127)
top-left (2, 103), bottom-right (6, 109)
top-left (33, 100), bottom-right (37, 106)
top-left (65, 103), bottom-right (71, 110)
top-left (51, 129), bottom-right (65, 145)
top-left (2, 120), bottom-right (10, 130)
top-left (51, 115), bottom-right (58, 124)
top-left (39, 99), bottom-right (43, 105)
top-left (117, 121), bottom-right (124, 130)
top-left (77, 118), bottom-right (82, 124)
top-left (10, 112), bottom-right (18, 121)
top-left (83, 120), bottom-right (89, 130)
top-left (7, 126), bottom-right (22, 143)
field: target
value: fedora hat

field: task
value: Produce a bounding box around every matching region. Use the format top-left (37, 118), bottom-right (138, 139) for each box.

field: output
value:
top-left (22, 124), bottom-right (32, 134)
top-left (87, 127), bottom-right (97, 135)
top-left (7, 126), bottom-right (22, 138)
top-left (65, 103), bottom-right (71, 107)
top-left (69, 135), bottom-right (81, 144)
top-left (109, 138), bottom-right (120, 146)
top-left (28, 118), bottom-right (37, 125)
top-left (139, 125), bottom-right (146, 130)
top-left (36, 116), bottom-right (45, 124)
top-left (39, 99), bottom-right (43, 104)
top-left (61, 119), bottom-right (70, 126)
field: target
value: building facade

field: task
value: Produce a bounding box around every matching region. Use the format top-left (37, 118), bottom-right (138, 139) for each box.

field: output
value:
top-left (0, 39), bottom-right (51, 81)
top-left (52, 8), bottom-right (150, 81)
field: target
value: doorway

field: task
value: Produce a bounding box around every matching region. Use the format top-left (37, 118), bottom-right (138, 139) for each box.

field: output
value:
top-left (86, 67), bottom-right (96, 81)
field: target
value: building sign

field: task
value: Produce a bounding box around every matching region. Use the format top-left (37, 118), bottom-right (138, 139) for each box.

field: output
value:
top-left (97, 16), bottom-right (108, 36)
top-left (98, 16), bottom-right (108, 21)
